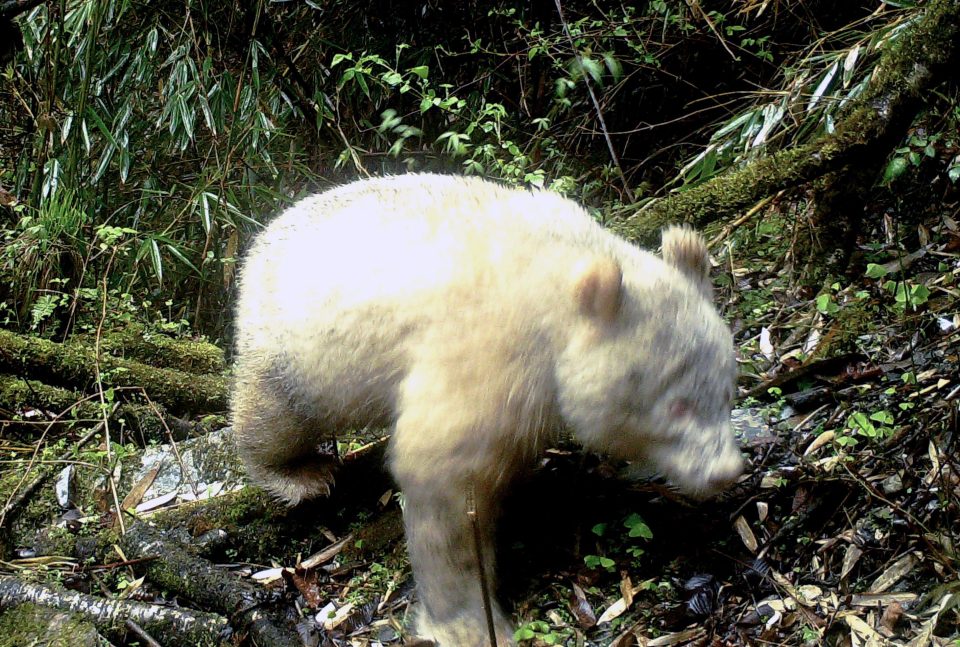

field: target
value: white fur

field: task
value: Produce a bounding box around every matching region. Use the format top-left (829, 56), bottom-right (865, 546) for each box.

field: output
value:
top-left (232, 174), bottom-right (743, 645)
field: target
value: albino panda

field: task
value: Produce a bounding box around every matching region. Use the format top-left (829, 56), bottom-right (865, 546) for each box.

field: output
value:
top-left (231, 174), bottom-right (743, 646)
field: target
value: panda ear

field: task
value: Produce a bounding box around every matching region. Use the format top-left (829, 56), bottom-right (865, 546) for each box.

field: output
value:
top-left (573, 256), bottom-right (623, 324)
top-left (661, 225), bottom-right (712, 297)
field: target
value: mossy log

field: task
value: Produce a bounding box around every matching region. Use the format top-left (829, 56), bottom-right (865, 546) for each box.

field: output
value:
top-left (0, 374), bottom-right (195, 439)
top-left (0, 329), bottom-right (228, 413)
top-left (0, 374), bottom-right (89, 421)
top-left (119, 522), bottom-right (300, 646)
top-left (72, 323), bottom-right (225, 375)
top-left (616, 0), bottom-right (960, 246)
top-left (146, 440), bottom-right (392, 562)
top-left (0, 576), bottom-right (228, 647)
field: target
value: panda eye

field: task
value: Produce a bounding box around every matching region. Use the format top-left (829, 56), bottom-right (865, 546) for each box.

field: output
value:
top-left (668, 398), bottom-right (694, 419)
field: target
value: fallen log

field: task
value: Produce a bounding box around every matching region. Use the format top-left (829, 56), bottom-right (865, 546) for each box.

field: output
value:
top-left (72, 323), bottom-right (226, 375)
top-left (0, 374), bottom-right (197, 440)
top-left (119, 521), bottom-right (300, 646)
top-left (0, 329), bottom-right (228, 413)
top-left (0, 574), bottom-right (229, 646)
top-left (146, 439), bottom-right (391, 562)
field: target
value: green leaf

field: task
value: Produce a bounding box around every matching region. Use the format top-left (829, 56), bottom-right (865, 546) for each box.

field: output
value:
top-left (848, 411), bottom-right (875, 436)
top-left (624, 513), bottom-right (653, 539)
top-left (865, 263), bottom-right (888, 279)
top-left (138, 238), bottom-right (163, 284)
top-left (579, 56), bottom-right (603, 83)
top-left (409, 65), bottom-right (429, 79)
top-left (381, 71), bottom-right (403, 86)
top-left (947, 155), bottom-right (960, 182)
top-left (883, 157), bottom-right (909, 183)
top-left (909, 284), bottom-right (930, 305)
top-left (354, 71), bottom-right (370, 98)
top-left (165, 243), bottom-right (200, 274)
top-left (869, 410), bottom-right (894, 424)
top-left (515, 627), bottom-right (536, 640)
top-left (815, 293), bottom-right (838, 315)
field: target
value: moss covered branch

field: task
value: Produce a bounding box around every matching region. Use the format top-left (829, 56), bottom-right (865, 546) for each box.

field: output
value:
top-left (616, 0), bottom-right (960, 246)
top-left (119, 522), bottom-right (300, 646)
top-left (0, 329), bottom-right (228, 413)
top-left (74, 323), bottom-right (226, 375)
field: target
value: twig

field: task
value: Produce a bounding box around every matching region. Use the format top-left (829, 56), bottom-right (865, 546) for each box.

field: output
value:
top-left (552, 0), bottom-right (634, 203)
top-left (142, 392), bottom-right (200, 499)
top-left (685, 0), bottom-right (738, 60)
top-left (467, 485), bottom-right (498, 647)
top-left (94, 249), bottom-right (126, 534)
top-left (124, 619), bottom-right (163, 647)
top-left (707, 192), bottom-right (780, 249)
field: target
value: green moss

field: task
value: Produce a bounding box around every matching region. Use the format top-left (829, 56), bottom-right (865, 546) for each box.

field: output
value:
top-left (615, 0), bottom-right (960, 247)
top-left (147, 487), bottom-right (292, 558)
top-left (0, 467), bottom-right (60, 553)
top-left (0, 329), bottom-right (228, 412)
top-left (0, 603), bottom-right (100, 647)
top-left (75, 322), bottom-right (226, 375)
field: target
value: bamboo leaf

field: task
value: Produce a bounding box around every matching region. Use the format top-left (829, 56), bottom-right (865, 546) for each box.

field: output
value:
top-left (579, 56), bottom-right (603, 84)
top-left (145, 238), bottom-right (163, 283)
top-left (806, 61), bottom-right (839, 112)
top-left (61, 112), bottom-right (74, 144)
top-left (842, 45), bottom-right (860, 87)
top-left (198, 192), bottom-right (213, 235)
top-left (164, 243), bottom-right (200, 274)
top-left (603, 52), bottom-right (623, 82)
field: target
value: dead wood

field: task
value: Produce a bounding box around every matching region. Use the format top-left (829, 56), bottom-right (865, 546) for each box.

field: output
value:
top-left (0, 328), bottom-right (228, 413)
top-left (0, 573), bottom-right (229, 646)
top-left (145, 439), bottom-right (392, 562)
top-left (119, 521), bottom-right (301, 646)
top-left (72, 323), bottom-right (226, 375)
top-left (0, 414), bottom-right (110, 530)
top-left (0, 374), bottom-right (196, 440)
top-left (616, 0), bottom-right (960, 247)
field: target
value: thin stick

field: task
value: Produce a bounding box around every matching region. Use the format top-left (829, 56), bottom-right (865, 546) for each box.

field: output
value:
top-left (467, 486), bottom-right (498, 647)
top-left (552, 0), bottom-right (634, 203)
top-left (124, 619), bottom-right (163, 647)
top-left (0, 398), bottom-right (115, 529)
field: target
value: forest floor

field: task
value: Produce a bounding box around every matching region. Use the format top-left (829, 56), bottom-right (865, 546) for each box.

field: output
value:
top-left (283, 205), bottom-right (960, 647)
top-left (1, 202), bottom-right (958, 647)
